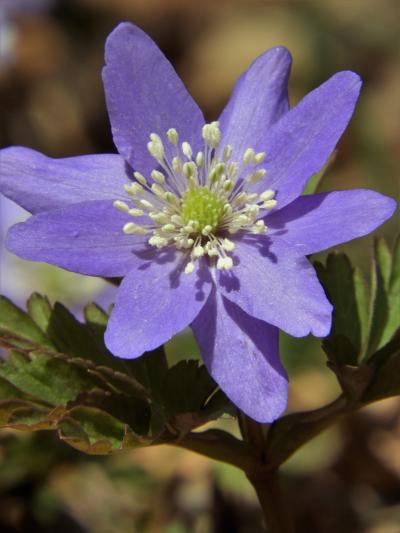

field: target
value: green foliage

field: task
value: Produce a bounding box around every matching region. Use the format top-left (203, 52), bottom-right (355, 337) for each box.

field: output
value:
top-left (0, 295), bottom-right (230, 455)
top-left (314, 236), bottom-right (400, 403)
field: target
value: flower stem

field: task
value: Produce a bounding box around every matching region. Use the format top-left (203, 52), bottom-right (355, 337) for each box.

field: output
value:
top-left (239, 414), bottom-right (294, 531)
top-left (246, 469), bottom-right (294, 533)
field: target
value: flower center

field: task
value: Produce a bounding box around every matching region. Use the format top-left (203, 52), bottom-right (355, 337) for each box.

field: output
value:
top-left (113, 121), bottom-right (277, 274)
top-left (181, 187), bottom-right (224, 233)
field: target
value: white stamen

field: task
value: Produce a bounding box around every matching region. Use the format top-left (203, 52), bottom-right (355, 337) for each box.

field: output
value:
top-left (113, 200), bottom-right (130, 213)
top-left (254, 152), bottom-right (266, 164)
top-left (147, 133), bottom-right (165, 161)
top-left (262, 199), bottom-right (277, 210)
top-left (196, 152), bottom-right (204, 168)
top-left (182, 142), bottom-right (193, 159)
top-left (167, 128), bottom-right (179, 145)
top-left (124, 183), bottom-right (143, 195)
top-left (123, 222), bottom-right (148, 235)
top-left (243, 148), bottom-right (255, 164)
top-left (151, 170), bottom-right (166, 184)
top-left (134, 171), bottom-right (147, 186)
top-left (128, 208), bottom-right (144, 216)
top-left (185, 262), bottom-right (195, 274)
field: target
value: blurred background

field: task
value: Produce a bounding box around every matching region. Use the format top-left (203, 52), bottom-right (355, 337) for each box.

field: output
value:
top-left (0, 0), bottom-right (399, 531)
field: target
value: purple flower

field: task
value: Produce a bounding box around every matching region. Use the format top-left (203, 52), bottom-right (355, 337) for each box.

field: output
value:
top-left (0, 23), bottom-right (396, 422)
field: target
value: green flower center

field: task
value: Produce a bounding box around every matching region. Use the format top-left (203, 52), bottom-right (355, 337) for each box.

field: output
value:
top-left (181, 186), bottom-right (225, 233)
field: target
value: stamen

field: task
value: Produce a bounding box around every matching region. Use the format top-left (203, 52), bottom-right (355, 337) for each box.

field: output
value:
top-left (167, 128), bottom-right (179, 145)
top-left (134, 171), bottom-right (148, 186)
top-left (182, 142), bottom-right (193, 159)
top-left (113, 200), bottom-right (130, 213)
top-left (114, 121), bottom-right (275, 274)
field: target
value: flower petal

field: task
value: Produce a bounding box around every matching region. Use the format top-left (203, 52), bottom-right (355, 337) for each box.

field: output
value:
top-left (6, 200), bottom-right (146, 277)
top-left (102, 22), bottom-right (204, 175)
top-left (192, 288), bottom-right (288, 423)
top-left (254, 71), bottom-right (362, 209)
top-left (0, 147), bottom-right (131, 214)
top-left (267, 189), bottom-right (397, 255)
top-left (105, 253), bottom-right (212, 358)
top-left (218, 46), bottom-right (291, 160)
top-left (219, 237), bottom-right (332, 337)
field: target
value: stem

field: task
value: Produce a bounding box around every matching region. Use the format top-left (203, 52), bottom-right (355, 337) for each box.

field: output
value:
top-left (247, 469), bottom-right (295, 533)
top-left (173, 429), bottom-right (257, 472)
top-left (240, 414), bottom-right (294, 531)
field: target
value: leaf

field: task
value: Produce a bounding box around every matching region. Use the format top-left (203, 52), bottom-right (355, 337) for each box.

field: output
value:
top-left (75, 389), bottom-right (151, 435)
top-left (380, 235), bottom-right (400, 346)
top-left (46, 302), bottom-right (110, 364)
top-left (127, 346), bottom-right (168, 402)
top-left (315, 253), bottom-right (365, 364)
top-left (0, 350), bottom-right (109, 406)
top-left (363, 349), bottom-right (400, 403)
top-left (303, 151), bottom-right (337, 195)
top-left (162, 360), bottom-right (217, 418)
top-left (353, 266), bottom-right (370, 355)
top-left (27, 293), bottom-right (53, 333)
top-left (366, 239), bottom-right (391, 356)
top-left (58, 406), bottom-right (126, 454)
top-left (0, 296), bottom-right (54, 349)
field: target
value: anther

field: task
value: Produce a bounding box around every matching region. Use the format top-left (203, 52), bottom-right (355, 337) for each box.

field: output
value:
top-left (254, 152), bottom-right (266, 164)
top-left (185, 262), bottom-right (195, 274)
top-left (151, 170), bottom-right (166, 184)
top-left (113, 200), bottom-right (130, 213)
top-left (167, 128), bottom-right (179, 145)
top-left (134, 171), bottom-right (147, 186)
top-left (182, 142), bottom-right (193, 159)
top-left (243, 148), bottom-right (255, 164)
top-left (260, 189), bottom-right (275, 201)
top-left (123, 222), bottom-right (148, 235)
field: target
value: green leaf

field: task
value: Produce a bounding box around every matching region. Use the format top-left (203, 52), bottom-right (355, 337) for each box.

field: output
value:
top-left (127, 346), bottom-right (168, 402)
top-left (303, 151), bottom-right (336, 195)
top-left (366, 239), bottom-right (390, 356)
top-left (315, 253), bottom-right (365, 364)
top-left (363, 349), bottom-right (400, 403)
top-left (46, 302), bottom-right (109, 364)
top-left (58, 406), bottom-right (126, 454)
top-left (0, 296), bottom-right (54, 349)
top-left (27, 293), bottom-right (53, 333)
top-left (0, 350), bottom-right (108, 406)
top-left (380, 235), bottom-right (400, 345)
top-left (353, 266), bottom-right (370, 355)
top-left (162, 360), bottom-right (217, 417)
top-left (75, 389), bottom-right (150, 435)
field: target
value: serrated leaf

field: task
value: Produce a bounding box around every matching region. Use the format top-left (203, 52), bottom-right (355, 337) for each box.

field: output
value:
top-left (46, 303), bottom-right (108, 363)
top-left (0, 350), bottom-right (108, 406)
top-left (75, 389), bottom-right (150, 435)
top-left (127, 346), bottom-right (168, 402)
top-left (162, 360), bottom-right (217, 418)
top-left (58, 406), bottom-right (126, 454)
top-left (0, 296), bottom-right (54, 349)
top-left (315, 253), bottom-right (364, 364)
